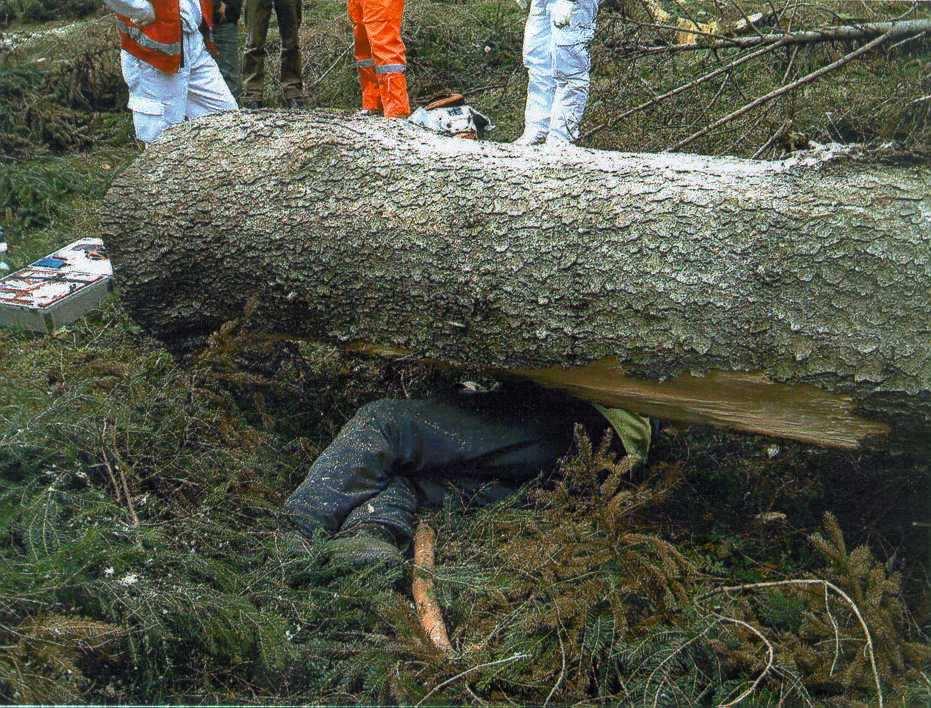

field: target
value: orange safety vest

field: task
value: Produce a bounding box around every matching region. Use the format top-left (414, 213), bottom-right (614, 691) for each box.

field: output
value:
top-left (115, 0), bottom-right (215, 74)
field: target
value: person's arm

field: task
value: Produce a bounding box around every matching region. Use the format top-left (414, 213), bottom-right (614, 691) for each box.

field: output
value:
top-left (104, 0), bottom-right (156, 25)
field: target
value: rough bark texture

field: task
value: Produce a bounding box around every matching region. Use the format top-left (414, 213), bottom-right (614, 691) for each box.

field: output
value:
top-left (101, 111), bottom-right (930, 450)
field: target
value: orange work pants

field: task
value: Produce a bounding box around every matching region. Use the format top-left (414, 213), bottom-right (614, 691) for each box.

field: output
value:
top-left (348, 0), bottom-right (410, 118)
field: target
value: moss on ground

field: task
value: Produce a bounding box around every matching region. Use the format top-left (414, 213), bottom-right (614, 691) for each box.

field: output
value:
top-left (0, 0), bottom-right (928, 702)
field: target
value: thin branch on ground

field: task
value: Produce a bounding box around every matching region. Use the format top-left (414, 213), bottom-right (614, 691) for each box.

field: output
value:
top-left (307, 44), bottom-right (352, 90)
top-left (412, 521), bottom-right (453, 654)
top-left (100, 420), bottom-right (139, 527)
top-left (543, 603), bottom-right (567, 707)
top-left (713, 613), bottom-right (776, 707)
top-left (751, 118), bottom-right (789, 159)
top-left (643, 622), bottom-right (718, 707)
top-left (415, 653), bottom-right (530, 707)
top-left (700, 579), bottom-right (884, 708)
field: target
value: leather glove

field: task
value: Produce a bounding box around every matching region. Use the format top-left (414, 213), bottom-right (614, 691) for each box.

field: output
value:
top-left (551, 0), bottom-right (575, 27)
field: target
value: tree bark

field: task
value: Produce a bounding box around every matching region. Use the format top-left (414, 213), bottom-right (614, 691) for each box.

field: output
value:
top-left (101, 111), bottom-right (931, 451)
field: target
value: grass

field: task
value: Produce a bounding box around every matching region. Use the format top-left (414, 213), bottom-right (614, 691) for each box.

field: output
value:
top-left (0, 0), bottom-right (928, 701)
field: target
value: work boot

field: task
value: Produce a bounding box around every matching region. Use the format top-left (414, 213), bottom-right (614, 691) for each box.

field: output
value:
top-left (326, 523), bottom-right (405, 570)
top-left (513, 130), bottom-right (547, 146)
top-left (285, 94), bottom-right (309, 109)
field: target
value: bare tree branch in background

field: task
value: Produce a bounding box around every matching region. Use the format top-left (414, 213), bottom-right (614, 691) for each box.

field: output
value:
top-left (666, 28), bottom-right (895, 151)
top-left (631, 17), bottom-right (931, 54)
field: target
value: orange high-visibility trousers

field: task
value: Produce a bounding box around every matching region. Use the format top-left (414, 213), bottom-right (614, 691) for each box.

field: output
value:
top-left (348, 0), bottom-right (410, 118)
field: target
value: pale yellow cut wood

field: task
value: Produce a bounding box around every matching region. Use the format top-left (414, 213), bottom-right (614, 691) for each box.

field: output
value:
top-left (516, 358), bottom-right (889, 450)
top-left (413, 522), bottom-right (453, 654)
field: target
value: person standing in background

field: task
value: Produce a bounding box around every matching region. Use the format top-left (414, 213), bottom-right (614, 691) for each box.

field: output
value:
top-left (348, 0), bottom-right (410, 118)
top-left (241, 0), bottom-right (305, 107)
top-left (105, 0), bottom-right (238, 143)
top-left (213, 0), bottom-right (243, 100)
top-left (515, 0), bottom-right (599, 145)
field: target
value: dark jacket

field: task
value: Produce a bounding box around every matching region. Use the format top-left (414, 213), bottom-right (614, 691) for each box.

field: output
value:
top-left (215, 0), bottom-right (241, 23)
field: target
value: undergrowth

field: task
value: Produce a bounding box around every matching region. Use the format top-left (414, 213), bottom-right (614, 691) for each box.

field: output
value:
top-left (0, 0), bottom-right (101, 25)
top-left (0, 0), bottom-right (927, 702)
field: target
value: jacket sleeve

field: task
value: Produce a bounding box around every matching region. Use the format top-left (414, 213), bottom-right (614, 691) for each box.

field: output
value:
top-left (104, 0), bottom-right (156, 23)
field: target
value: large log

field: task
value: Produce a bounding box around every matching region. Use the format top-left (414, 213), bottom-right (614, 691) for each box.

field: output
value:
top-left (101, 111), bottom-right (930, 451)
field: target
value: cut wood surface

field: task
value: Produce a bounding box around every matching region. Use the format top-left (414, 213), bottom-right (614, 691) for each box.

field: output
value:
top-left (412, 522), bottom-right (452, 654)
top-left (101, 111), bottom-right (931, 450)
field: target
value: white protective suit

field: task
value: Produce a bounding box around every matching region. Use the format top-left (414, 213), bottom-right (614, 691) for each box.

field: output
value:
top-left (518, 0), bottom-right (598, 145)
top-left (105, 0), bottom-right (237, 143)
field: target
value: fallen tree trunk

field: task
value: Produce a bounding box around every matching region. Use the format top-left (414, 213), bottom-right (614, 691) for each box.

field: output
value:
top-left (101, 111), bottom-right (930, 450)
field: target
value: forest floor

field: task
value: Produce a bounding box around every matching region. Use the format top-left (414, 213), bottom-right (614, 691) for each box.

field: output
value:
top-left (0, 0), bottom-right (929, 703)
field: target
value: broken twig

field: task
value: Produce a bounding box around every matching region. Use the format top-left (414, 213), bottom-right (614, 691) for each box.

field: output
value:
top-left (701, 579), bottom-right (883, 707)
top-left (666, 28), bottom-right (894, 151)
top-left (413, 521), bottom-right (453, 654)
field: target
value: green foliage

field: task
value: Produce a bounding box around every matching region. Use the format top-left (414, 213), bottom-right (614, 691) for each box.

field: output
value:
top-left (0, 18), bottom-right (130, 157)
top-left (0, 0), bottom-right (101, 25)
top-left (0, 1), bottom-right (927, 702)
top-left (0, 155), bottom-right (107, 228)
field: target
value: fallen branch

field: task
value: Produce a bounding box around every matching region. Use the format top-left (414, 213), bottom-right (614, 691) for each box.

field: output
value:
top-left (666, 28), bottom-right (894, 151)
top-left (730, 9), bottom-right (778, 36)
top-left (750, 118), bottom-right (790, 159)
top-left (638, 0), bottom-right (720, 45)
top-left (583, 38), bottom-right (787, 140)
top-left (630, 18), bottom-right (931, 54)
top-left (415, 652), bottom-right (530, 706)
top-left (701, 579), bottom-right (883, 708)
top-left (643, 621), bottom-right (717, 706)
top-left (412, 521), bottom-right (453, 654)
top-left (713, 613), bottom-right (775, 707)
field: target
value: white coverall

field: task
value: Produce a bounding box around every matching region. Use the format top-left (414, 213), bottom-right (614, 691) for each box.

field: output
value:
top-left (519, 0), bottom-right (598, 145)
top-left (106, 0), bottom-right (237, 143)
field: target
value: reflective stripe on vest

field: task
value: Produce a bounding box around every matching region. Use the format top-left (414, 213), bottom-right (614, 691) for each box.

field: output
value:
top-left (116, 17), bottom-right (181, 55)
top-left (355, 59), bottom-right (375, 68)
top-left (375, 64), bottom-right (406, 74)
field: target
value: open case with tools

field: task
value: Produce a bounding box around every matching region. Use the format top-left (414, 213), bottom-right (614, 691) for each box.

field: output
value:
top-left (0, 238), bottom-right (113, 333)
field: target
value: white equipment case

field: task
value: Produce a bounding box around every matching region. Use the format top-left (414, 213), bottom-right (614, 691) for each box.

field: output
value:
top-left (0, 238), bottom-right (113, 333)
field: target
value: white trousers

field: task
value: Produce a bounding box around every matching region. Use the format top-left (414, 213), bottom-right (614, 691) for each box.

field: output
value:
top-left (120, 29), bottom-right (238, 143)
top-left (521, 0), bottom-right (598, 144)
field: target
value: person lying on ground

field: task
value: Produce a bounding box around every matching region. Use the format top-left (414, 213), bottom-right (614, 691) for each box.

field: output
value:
top-left (105, 0), bottom-right (238, 143)
top-left (284, 382), bottom-right (653, 568)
